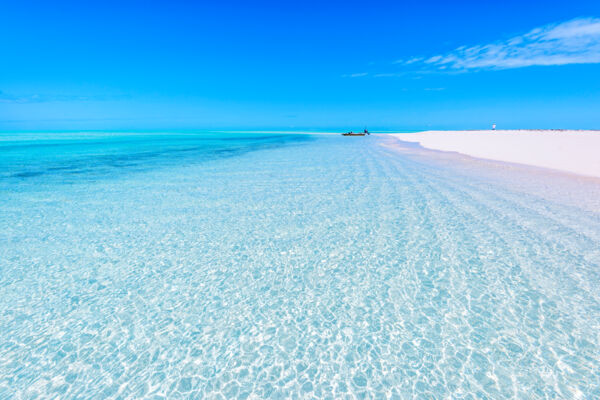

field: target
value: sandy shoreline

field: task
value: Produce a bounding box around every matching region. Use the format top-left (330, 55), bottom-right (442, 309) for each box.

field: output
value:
top-left (390, 130), bottom-right (600, 178)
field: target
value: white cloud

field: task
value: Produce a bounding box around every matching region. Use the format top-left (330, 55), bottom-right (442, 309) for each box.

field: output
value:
top-left (406, 17), bottom-right (600, 71)
top-left (342, 72), bottom-right (368, 78)
top-left (404, 57), bottom-right (424, 65)
top-left (374, 73), bottom-right (404, 78)
top-left (0, 91), bottom-right (130, 103)
top-left (425, 55), bottom-right (443, 64)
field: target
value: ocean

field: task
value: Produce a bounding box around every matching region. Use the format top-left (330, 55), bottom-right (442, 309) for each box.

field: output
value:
top-left (1, 132), bottom-right (599, 398)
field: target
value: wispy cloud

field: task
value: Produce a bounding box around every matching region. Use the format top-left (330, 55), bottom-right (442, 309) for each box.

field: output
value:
top-left (341, 72), bottom-right (369, 78)
top-left (373, 73), bottom-right (404, 78)
top-left (408, 17), bottom-right (600, 71)
top-left (404, 57), bottom-right (424, 65)
top-left (0, 90), bottom-right (130, 103)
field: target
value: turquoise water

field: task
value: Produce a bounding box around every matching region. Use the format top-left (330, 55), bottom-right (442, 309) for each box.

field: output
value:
top-left (1, 132), bottom-right (600, 399)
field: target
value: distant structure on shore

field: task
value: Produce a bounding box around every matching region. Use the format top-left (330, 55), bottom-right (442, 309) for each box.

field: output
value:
top-left (492, 124), bottom-right (497, 130)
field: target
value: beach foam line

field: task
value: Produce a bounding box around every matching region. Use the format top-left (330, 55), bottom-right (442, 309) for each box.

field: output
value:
top-left (389, 130), bottom-right (600, 179)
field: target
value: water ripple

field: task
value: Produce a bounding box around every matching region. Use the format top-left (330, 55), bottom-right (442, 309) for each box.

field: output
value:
top-left (1, 135), bottom-right (599, 398)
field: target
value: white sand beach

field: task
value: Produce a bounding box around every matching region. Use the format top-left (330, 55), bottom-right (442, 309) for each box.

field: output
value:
top-left (391, 130), bottom-right (600, 178)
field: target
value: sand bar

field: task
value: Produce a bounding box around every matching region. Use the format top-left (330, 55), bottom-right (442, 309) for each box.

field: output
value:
top-left (391, 130), bottom-right (600, 178)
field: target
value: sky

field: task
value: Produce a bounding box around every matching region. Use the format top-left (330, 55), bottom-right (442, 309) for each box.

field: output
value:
top-left (1, 0), bottom-right (600, 131)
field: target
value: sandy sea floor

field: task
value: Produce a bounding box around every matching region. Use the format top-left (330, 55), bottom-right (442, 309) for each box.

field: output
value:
top-left (1, 133), bottom-right (599, 398)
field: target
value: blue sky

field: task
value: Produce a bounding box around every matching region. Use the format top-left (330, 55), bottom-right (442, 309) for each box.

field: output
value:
top-left (1, 0), bottom-right (600, 131)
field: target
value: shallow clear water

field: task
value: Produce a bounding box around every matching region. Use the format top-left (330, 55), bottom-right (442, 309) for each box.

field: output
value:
top-left (1, 132), bottom-right (600, 399)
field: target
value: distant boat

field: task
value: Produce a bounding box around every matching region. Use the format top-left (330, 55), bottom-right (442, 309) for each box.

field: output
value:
top-left (342, 129), bottom-right (370, 136)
